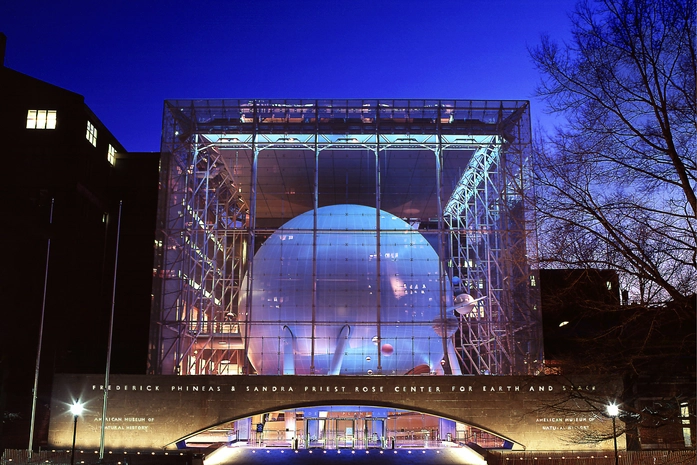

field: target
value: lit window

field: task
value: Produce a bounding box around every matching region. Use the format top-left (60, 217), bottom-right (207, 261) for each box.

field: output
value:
top-left (681, 402), bottom-right (692, 447)
top-left (108, 144), bottom-right (116, 165)
top-left (606, 281), bottom-right (612, 290)
top-left (27, 110), bottom-right (57, 129)
top-left (86, 121), bottom-right (97, 146)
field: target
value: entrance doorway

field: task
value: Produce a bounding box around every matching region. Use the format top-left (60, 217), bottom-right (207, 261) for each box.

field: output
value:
top-left (305, 415), bottom-right (387, 449)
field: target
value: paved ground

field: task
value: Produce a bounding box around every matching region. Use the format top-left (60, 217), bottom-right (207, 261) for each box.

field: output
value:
top-left (202, 447), bottom-right (486, 465)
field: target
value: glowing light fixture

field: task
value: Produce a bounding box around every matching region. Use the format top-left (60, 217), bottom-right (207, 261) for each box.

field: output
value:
top-left (70, 402), bottom-right (84, 465)
top-left (607, 403), bottom-right (620, 465)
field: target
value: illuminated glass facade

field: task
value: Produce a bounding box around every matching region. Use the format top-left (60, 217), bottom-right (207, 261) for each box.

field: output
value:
top-left (243, 204), bottom-right (454, 376)
top-left (149, 99), bottom-right (542, 377)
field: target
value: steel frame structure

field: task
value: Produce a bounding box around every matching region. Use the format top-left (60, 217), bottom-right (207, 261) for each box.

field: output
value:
top-left (148, 99), bottom-right (542, 376)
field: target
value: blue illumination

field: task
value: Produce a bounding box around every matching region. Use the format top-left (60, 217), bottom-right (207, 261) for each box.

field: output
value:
top-left (243, 204), bottom-right (452, 375)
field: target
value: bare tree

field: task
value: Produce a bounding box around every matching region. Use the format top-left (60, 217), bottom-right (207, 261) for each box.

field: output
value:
top-left (530, 0), bottom-right (696, 450)
top-left (530, 0), bottom-right (696, 309)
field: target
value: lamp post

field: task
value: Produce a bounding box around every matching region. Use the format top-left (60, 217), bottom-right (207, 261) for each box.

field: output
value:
top-left (70, 402), bottom-right (83, 465)
top-left (606, 403), bottom-right (619, 465)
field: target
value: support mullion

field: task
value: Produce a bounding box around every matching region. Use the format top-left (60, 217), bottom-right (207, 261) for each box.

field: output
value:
top-left (311, 125), bottom-right (319, 374)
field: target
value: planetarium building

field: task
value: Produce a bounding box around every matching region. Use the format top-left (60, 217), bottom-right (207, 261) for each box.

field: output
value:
top-left (143, 99), bottom-right (542, 445)
top-left (51, 100), bottom-right (623, 458)
top-left (149, 99), bottom-right (541, 379)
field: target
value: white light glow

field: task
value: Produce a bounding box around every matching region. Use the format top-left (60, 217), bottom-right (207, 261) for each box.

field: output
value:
top-left (70, 402), bottom-right (84, 416)
top-left (202, 446), bottom-right (237, 465)
top-left (450, 445), bottom-right (488, 465)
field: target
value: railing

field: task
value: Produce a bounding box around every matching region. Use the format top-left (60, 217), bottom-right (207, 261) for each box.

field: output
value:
top-left (1, 449), bottom-right (191, 465)
top-left (487, 449), bottom-right (697, 465)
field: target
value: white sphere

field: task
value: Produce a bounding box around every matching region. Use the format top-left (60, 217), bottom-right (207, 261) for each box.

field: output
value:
top-left (241, 204), bottom-right (452, 375)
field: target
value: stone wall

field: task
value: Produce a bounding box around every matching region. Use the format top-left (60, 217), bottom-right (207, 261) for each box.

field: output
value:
top-left (49, 374), bottom-right (624, 452)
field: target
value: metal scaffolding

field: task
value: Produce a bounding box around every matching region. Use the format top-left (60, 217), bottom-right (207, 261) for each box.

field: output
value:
top-left (148, 99), bottom-right (542, 376)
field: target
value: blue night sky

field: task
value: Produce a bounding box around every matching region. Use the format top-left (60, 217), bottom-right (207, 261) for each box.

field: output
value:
top-left (1, 0), bottom-right (576, 152)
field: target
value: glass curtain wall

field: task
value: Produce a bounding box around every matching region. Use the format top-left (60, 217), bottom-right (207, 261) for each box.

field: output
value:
top-left (149, 99), bottom-right (542, 377)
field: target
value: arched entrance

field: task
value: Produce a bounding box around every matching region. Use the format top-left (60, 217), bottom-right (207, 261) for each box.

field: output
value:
top-left (187, 406), bottom-right (510, 452)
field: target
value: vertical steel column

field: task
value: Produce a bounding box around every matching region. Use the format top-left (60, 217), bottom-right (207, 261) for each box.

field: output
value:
top-left (177, 111), bottom-right (198, 375)
top-left (310, 114), bottom-right (319, 374)
top-left (192, 135), bottom-right (210, 374)
top-left (242, 105), bottom-right (259, 374)
top-left (434, 139), bottom-right (453, 374)
top-left (375, 129), bottom-right (382, 373)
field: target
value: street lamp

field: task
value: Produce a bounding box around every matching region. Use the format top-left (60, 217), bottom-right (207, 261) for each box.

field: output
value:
top-left (70, 402), bottom-right (83, 465)
top-left (606, 403), bottom-right (619, 465)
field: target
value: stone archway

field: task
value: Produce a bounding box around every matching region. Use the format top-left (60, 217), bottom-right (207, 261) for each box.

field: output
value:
top-left (49, 373), bottom-right (622, 452)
